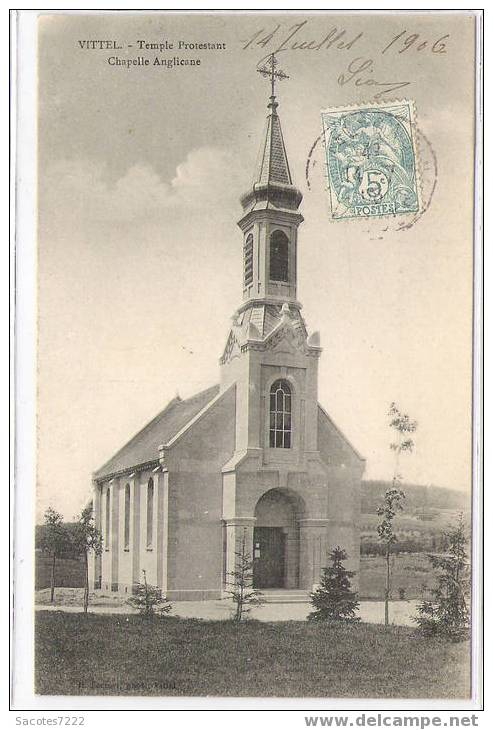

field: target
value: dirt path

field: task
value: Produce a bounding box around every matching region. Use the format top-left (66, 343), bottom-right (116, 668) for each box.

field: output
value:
top-left (35, 598), bottom-right (419, 626)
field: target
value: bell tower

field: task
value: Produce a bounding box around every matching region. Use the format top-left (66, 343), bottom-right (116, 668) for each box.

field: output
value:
top-left (238, 54), bottom-right (303, 307)
top-left (219, 57), bottom-right (361, 596)
top-left (220, 55), bottom-right (322, 456)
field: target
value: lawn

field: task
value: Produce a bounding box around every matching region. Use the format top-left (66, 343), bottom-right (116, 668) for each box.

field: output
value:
top-left (35, 612), bottom-right (470, 698)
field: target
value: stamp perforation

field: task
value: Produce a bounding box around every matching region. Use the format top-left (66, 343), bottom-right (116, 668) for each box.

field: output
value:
top-left (320, 98), bottom-right (423, 223)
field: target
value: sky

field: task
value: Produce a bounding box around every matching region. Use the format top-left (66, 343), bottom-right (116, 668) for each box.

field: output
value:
top-left (36, 12), bottom-right (476, 521)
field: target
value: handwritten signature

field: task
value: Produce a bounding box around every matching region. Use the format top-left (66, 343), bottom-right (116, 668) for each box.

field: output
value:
top-left (338, 58), bottom-right (410, 100)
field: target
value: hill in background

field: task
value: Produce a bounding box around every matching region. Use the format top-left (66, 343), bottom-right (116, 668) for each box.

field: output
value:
top-left (361, 480), bottom-right (469, 516)
top-left (360, 480), bottom-right (470, 554)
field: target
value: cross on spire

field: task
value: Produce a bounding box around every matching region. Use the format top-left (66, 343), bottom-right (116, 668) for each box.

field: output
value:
top-left (257, 54), bottom-right (289, 110)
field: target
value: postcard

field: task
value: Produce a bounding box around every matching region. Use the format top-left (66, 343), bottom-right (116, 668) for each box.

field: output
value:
top-left (12, 9), bottom-right (482, 710)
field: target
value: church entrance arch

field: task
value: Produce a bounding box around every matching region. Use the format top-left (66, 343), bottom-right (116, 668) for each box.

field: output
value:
top-left (253, 489), bottom-right (304, 589)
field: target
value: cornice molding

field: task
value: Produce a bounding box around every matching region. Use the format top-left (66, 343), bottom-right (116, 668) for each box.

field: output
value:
top-left (94, 459), bottom-right (159, 486)
top-left (237, 207), bottom-right (304, 231)
top-left (236, 297), bottom-right (303, 315)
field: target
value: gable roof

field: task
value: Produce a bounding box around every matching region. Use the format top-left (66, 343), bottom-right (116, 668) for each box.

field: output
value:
top-left (94, 384), bottom-right (220, 481)
top-left (318, 404), bottom-right (365, 463)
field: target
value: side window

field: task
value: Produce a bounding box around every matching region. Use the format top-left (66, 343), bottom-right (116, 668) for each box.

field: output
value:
top-left (146, 478), bottom-right (154, 548)
top-left (105, 487), bottom-right (110, 550)
top-left (124, 483), bottom-right (130, 550)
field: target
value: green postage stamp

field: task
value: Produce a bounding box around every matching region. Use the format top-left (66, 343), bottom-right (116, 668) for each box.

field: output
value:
top-left (321, 100), bottom-right (421, 221)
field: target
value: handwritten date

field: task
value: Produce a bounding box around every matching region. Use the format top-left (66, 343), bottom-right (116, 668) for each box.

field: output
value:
top-left (382, 30), bottom-right (449, 55)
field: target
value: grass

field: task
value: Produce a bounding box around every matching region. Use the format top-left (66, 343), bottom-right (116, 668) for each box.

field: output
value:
top-left (35, 612), bottom-right (470, 698)
top-left (360, 554), bottom-right (436, 600)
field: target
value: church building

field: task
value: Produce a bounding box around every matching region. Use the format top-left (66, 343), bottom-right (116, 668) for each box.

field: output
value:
top-left (91, 63), bottom-right (365, 600)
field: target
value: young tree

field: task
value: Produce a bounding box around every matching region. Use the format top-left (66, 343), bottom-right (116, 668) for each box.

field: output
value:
top-left (71, 505), bottom-right (103, 614)
top-left (225, 529), bottom-right (264, 622)
top-left (39, 507), bottom-right (68, 604)
top-left (126, 570), bottom-right (172, 617)
top-left (377, 403), bottom-right (417, 627)
top-left (414, 515), bottom-right (470, 641)
top-left (377, 488), bottom-right (405, 627)
top-left (308, 546), bottom-right (360, 623)
top-left (388, 402), bottom-right (418, 492)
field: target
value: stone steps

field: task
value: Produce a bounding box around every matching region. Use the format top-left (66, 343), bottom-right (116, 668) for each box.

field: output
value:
top-left (261, 590), bottom-right (310, 604)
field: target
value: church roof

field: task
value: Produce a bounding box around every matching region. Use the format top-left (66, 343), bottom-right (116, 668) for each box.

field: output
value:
top-left (241, 301), bottom-right (306, 340)
top-left (94, 384), bottom-right (220, 481)
top-left (220, 301), bottom-right (321, 366)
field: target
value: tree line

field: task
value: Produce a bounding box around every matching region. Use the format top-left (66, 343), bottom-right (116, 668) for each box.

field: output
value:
top-left (39, 505), bottom-right (102, 613)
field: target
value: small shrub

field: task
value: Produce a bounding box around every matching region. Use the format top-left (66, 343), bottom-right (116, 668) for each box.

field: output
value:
top-left (414, 600), bottom-right (440, 637)
top-left (413, 516), bottom-right (470, 642)
top-left (126, 570), bottom-right (171, 617)
top-left (308, 546), bottom-right (360, 623)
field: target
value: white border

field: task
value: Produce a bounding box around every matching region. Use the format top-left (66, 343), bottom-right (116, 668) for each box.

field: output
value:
top-left (470, 8), bottom-right (484, 710)
top-left (11, 5), bottom-right (484, 719)
top-left (12, 7), bottom-right (38, 712)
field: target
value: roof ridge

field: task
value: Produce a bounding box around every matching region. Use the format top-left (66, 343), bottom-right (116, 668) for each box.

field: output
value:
top-left (180, 383), bottom-right (219, 405)
top-left (165, 382), bottom-right (235, 449)
top-left (94, 397), bottom-right (181, 478)
top-left (94, 384), bottom-right (219, 479)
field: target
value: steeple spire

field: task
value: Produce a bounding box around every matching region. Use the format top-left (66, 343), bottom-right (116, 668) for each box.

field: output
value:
top-left (241, 54), bottom-right (302, 214)
top-left (254, 104), bottom-right (293, 187)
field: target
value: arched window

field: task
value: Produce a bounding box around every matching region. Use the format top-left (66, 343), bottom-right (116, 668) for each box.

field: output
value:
top-left (124, 483), bottom-right (130, 551)
top-left (244, 233), bottom-right (253, 287)
top-left (269, 230), bottom-right (289, 283)
top-left (105, 487), bottom-right (110, 550)
top-left (269, 379), bottom-right (292, 448)
top-left (146, 478), bottom-right (154, 548)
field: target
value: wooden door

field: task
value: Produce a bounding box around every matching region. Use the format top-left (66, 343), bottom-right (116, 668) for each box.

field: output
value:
top-left (253, 527), bottom-right (285, 588)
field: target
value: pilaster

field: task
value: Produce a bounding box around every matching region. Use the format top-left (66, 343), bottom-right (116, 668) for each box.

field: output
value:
top-left (131, 473), bottom-right (140, 588)
top-left (298, 518), bottom-right (330, 590)
top-left (110, 477), bottom-right (120, 591)
top-left (90, 482), bottom-right (102, 589)
top-left (156, 469), bottom-right (169, 592)
top-left (223, 517), bottom-right (256, 591)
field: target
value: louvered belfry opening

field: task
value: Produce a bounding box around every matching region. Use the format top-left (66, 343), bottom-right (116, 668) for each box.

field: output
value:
top-left (244, 233), bottom-right (254, 287)
top-left (269, 230), bottom-right (289, 283)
